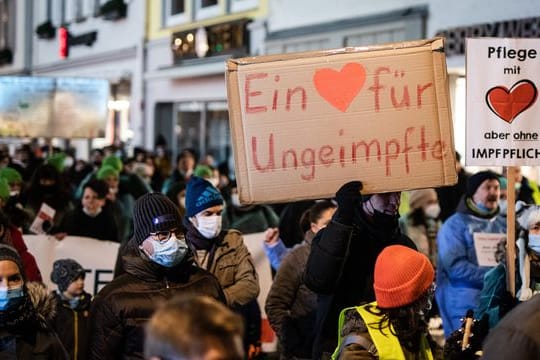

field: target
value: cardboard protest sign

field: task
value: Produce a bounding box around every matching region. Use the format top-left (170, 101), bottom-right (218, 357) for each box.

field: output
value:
top-left (227, 37), bottom-right (457, 204)
top-left (466, 38), bottom-right (540, 166)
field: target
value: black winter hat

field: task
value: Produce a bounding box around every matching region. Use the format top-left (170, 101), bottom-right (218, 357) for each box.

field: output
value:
top-left (0, 244), bottom-right (24, 280)
top-left (133, 192), bottom-right (183, 244)
top-left (51, 259), bottom-right (85, 292)
top-left (466, 170), bottom-right (500, 197)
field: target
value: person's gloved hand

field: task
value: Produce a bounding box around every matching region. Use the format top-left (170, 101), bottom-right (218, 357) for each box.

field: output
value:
top-left (333, 181), bottom-right (363, 225)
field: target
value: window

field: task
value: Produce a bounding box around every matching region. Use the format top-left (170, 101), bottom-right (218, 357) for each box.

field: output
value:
top-left (0, 0), bottom-right (14, 52)
top-left (172, 101), bottom-right (232, 167)
top-left (164, 0), bottom-right (189, 27)
top-left (194, 0), bottom-right (223, 21)
top-left (230, 0), bottom-right (258, 13)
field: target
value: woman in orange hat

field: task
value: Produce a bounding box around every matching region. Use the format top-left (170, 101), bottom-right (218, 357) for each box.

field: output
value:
top-left (332, 245), bottom-right (439, 360)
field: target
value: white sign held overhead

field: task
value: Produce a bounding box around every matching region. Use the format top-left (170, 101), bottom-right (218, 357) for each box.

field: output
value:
top-left (466, 38), bottom-right (540, 166)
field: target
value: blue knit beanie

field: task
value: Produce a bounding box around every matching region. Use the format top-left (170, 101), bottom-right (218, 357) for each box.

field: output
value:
top-left (185, 176), bottom-right (223, 217)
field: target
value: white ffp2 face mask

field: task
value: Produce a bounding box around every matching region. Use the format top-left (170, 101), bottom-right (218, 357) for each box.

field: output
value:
top-left (195, 215), bottom-right (222, 239)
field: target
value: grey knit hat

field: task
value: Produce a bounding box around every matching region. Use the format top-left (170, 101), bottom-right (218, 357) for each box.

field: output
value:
top-left (133, 192), bottom-right (183, 244)
top-left (50, 259), bottom-right (86, 292)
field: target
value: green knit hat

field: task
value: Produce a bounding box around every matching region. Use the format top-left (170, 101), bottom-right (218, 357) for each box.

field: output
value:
top-left (97, 165), bottom-right (119, 180)
top-left (46, 153), bottom-right (66, 173)
top-left (0, 178), bottom-right (9, 202)
top-left (194, 165), bottom-right (213, 179)
top-left (102, 155), bottom-right (123, 172)
top-left (0, 167), bottom-right (22, 184)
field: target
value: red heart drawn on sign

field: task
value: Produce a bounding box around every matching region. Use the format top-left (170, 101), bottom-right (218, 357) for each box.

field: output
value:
top-left (485, 79), bottom-right (538, 123)
top-left (313, 63), bottom-right (366, 112)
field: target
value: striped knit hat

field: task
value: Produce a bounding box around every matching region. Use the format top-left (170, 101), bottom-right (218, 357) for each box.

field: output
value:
top-left (374, 245), bottom-right (434, 309)
top-left (132, 193), bottom-right (182, 244)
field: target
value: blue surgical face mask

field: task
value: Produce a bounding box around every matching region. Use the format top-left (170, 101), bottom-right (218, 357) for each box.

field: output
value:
top-left (0, 285), bottom-right (24, 311)
top-left (69, 296), bottom-right (80, 309)
top-left (144, 234), bottom-right (189, 268)
top-left (528, 234), bottom-right (540, 253)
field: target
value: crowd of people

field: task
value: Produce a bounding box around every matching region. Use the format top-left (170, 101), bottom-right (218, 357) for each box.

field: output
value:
top-left (1, 141), bottom-right (540, 359)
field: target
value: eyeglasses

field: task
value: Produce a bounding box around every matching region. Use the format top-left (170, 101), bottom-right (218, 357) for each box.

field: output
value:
top-left (149, 228), bottom-right (184, 242)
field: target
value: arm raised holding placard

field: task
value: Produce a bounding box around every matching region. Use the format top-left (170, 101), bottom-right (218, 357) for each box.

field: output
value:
top-left (303, 181), bottom-right (416, 359)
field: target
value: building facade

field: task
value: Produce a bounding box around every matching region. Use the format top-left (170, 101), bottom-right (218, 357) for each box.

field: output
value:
top-left (144, 0), bottom-right (267, 170)
top-left (30, 0), bottom-right (146, 159)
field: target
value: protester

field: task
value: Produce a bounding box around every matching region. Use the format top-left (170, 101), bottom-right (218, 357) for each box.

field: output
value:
top-left (161, 148), bottom-right (197, 194)
top-left (224, 180), bottom-right (280, 235)
top-left (0, 210), bottom-right (42, 282)
top-left (88, 192), bottom-right (225, 359)
top-left (399, 188), bottom-right (441, 265)
top-left (0, 167), bottom-right (32, 231)
top-left (50, 259), bottom-right (92, 360)
top-left (184, 176), bottom-right (260, 357)
top-left (436, 170), bottom-right (506, 336)
top-left (0, 244), bottom-right (68, 358)
top-left (332, 245), bottom-right (439, 359)
top-left (266, 200), bottom-right (337, 359)
top-left (304, 181), bottom-right (416, 359)
top-left (144, 294), bottom-right (245, 360)
top-left (516, 201), bottom-right (540, 301)
top-left (23, 163), bottom-right (74, 230)
top-left (52, 179), bottom-right (119, 242)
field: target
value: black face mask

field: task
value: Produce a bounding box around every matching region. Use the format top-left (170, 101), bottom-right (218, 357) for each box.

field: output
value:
top-left (370, 210), bottom-right (399, 239)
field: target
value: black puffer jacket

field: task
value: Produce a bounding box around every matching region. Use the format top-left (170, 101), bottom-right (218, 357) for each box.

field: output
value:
top-left (304, 211), bottom-right (416, 359)
top-left (51, 291), bottom-right (92, 360)
top-left (88, 244), bottom-right (226, 360)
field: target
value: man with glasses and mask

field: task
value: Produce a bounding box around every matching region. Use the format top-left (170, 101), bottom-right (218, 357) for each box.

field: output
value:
top-left (304, 181), bottom-right (416, 359)
top-left (88, 192), bottom-right (225, 359)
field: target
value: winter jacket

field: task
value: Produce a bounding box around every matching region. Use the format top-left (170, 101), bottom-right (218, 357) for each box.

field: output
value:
top-left (0, 282), bottom-right (69, 359)
top-left (482, 292), bottom-right (540, 360)
top-left (8, 225), bottom-right (42, 282)
top-left (435, 197), bottom-right (506, 337)
top-left (51, 291), bottom-right (92, 360)
top-left (266, 231), bottom-right (317, 359)
top-left (194, 229), bottom-right (260, 308)
top-left (304, 212), bottom-right (416, 359)
top-left (88, 243), bottom-right (226, 360)
top-left (54, 206), bottom-right (119, 242)
top-left (223, 204), bottom-right (279, 234)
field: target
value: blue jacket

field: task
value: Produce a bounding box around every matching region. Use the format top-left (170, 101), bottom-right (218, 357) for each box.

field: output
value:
top-left (435, 198), bottom-right (506, 336)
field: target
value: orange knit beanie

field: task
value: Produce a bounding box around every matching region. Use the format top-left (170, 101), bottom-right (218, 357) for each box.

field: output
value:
top-left (374, 245), bottom-right (434, 309)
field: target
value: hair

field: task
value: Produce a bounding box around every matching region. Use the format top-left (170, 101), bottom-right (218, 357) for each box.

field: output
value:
top-left (83, 179), bottom-right (109, 199)
top-left (145, 295), bottom-right (244, 360)
top-left (176, 148), bottom-right (198, 164)
top-left (409, 207), bottom-right (428, 227)
top-left (365, 287), bottom-right (433, 353)
top-left (0, 209), bottom-right (13, 246)
top-left (299, 200), bottom-right (337, 233)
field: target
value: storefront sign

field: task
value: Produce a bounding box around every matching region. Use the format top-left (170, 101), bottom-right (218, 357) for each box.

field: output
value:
top-left (227, 38), bottom-right (457, 204)
top-left (466, 38), bottom-right (540, 166)
top-left (437, 16), bottom-right (540, 56)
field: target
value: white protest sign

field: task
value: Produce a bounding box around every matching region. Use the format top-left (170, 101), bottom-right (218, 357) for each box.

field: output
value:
top-left (29, 203), bottom-right (56, 234)
top-left (24, 235), bottom-right (119, 295)
top-left (466, 38), bottom-right (540, 166)
top-left (473, 232), bottom-right (506, 267)
top-left (242, 232), bottom-right (277, 352)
